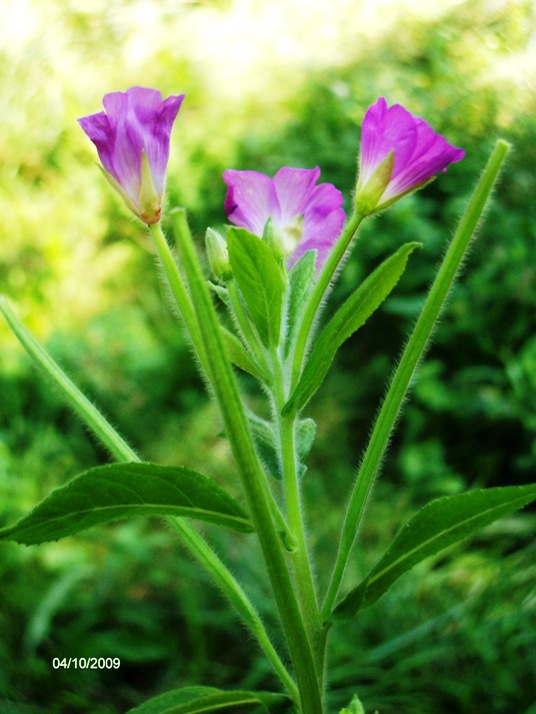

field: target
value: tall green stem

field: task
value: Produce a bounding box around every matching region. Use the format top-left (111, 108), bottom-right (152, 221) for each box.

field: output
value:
top-left (150, 222), bottom-right (209, 377)
top-left (0, 297), bottom-right (139, 463)
top-left (321, 140), bottom-right (510, 618)
top-left (270, 347), bottom-right (321, 666)
top-left (0, 297), bottom-right (297, 696)
top-left (171, 209), bottom-right (323, 714)
top-left (169, 519), bottom-right (298, 698)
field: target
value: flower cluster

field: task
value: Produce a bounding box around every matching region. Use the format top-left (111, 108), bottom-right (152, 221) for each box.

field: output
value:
top-left (79, 89), bottom-right (465, 265)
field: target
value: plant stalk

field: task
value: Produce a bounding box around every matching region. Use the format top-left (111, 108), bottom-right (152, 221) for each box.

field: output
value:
top-left (321, 140), bottom-right (510, 618)
top-left (290, 211), bottom-right (364, 389)
top-left (171, 208), bottom-right (323, 714)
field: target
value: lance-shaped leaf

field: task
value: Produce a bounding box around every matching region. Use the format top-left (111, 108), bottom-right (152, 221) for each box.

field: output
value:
top-left (0, 462), bottom-right (254, 545)
top-left (332, 484), bottom-right (536, 619)
top-left (126, 685), bottom-right (288, 714)
top-left (284, 250), bottom-right (316, 358)
top-left (221, 327), bottom-right (269, 382)
top-left (227, 227), bottom-right (285, 348)
top-left (283, 242), bottom-right (420, 416)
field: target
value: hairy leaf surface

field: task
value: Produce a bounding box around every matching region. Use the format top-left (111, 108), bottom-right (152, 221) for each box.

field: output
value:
top-left (333, 484), bottom-right (536, 618)
top-left (0, 463), bottom-right (253, 545)
top-left (283, 242), bottom-right (420, 415)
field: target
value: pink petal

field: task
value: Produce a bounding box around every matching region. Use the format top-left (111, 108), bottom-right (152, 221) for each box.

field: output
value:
top-left (272, 167), bottom-right (321, 224)
top-left (79, 87), bottom-right (184, 214)
top-left (358, 97), bottom-right (465, 212)
top-left (223, 169), bottom-right (280, 235)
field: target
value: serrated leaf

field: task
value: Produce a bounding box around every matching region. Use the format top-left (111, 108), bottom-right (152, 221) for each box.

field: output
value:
top-left (283, 242), bottom-right (420, 416)
top-left (0, 463), bottom-right (254, 545)
top-left (126, 685), bottom-right (288, 714)
top-left (284, 250), bottom-right (316, 357)
top-left (227, 228), bottom-right (285, 347)
top-left (333, 484), bottom-right (536, 618)
top-left (221, 327), bottom-right (268, 382)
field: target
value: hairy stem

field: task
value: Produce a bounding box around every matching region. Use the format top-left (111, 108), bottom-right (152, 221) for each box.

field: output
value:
top-left (322, 140), bottom-right (510, 618)
top-left (0, 298), bottom-right (297, 696)
top-left (270, 346), bottom-right (321, 672)
top-left (290, 211), bottom-right (364, 390)
top-left (171, 208), bottom-right (323, 714)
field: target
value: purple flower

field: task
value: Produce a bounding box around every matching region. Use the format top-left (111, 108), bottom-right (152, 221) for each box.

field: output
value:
top-left (78, 87), bottom-right (184, 224)
top-left (223, 167), bottom-right (345, 271)
top-left (356, 97), bottom-right (465, 215)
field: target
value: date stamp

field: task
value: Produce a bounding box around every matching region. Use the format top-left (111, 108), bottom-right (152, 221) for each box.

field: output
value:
top-left (52, 657), bottom-right (120, 670)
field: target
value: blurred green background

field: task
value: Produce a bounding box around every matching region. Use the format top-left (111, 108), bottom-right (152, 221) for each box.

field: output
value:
top-left (1, 0), bottom-right (535, 712)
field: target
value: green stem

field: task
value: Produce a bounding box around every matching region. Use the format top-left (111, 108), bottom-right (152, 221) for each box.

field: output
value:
top-left (171, 208), bottom-right (323, 714)
top-left (321, 140), bottom-right (510, 619)
top-left (169, 519), bottom-right (298, 699)
top-left (0, 298), bottom-right (297, 696)
top-left (290, 211), bottom-right (364, 389)
top-left (270, 347), bottom-right (321, 665)
top-left (149, 222), bottom-right (209, 377)
top-left (0, 296), bottom-right (139, 463)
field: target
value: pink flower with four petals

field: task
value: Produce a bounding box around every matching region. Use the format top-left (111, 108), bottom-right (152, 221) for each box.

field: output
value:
top-left (223, 167), bottom-right (346, 272)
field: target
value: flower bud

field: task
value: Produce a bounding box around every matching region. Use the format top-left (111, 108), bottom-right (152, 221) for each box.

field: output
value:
top-left (262, 217), bottom-right (286, 264)
top-left (206, 228), bottom-right (232, 281)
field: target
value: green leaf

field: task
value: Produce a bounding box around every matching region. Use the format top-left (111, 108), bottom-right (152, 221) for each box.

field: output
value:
top-left (296, 417), bottom-right (317, 462)
top-left (248, 412), bottom-right (282, 480)
top-left (209, 282), bottom-right (231, 306)
top-left (296, 417), bottom-right (317, 477)
top-left (283, 242), bottom-right (420, 416)
top-left (284, 250), bottom-right (316, 357)
top-left (0, 463), bottom-right (254, 545)
top-left (221, 327), bottom-right (269, 382)
top-left (339, 694), bottom-right (365, 714)
top-left (227, 227), bottom-right (285, 348)
top-left (333, 484), bottom-right (536, 618)
top-left (126, 685), bottom-right (288, 714)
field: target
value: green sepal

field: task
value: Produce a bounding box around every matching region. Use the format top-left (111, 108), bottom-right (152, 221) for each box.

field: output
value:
top-left (355, 150), bottom-right (394, 216)
top-left (125, 685), bottom-right (289, 714)
top-left (0, 462), bottom-right (254, 545)
top-left (332, 484), bottom-right (536, 619)
top-left (283, 241), bottom-right (420, 416)
top-left (227, 227), bottom-right (286, 348)
top-left (138, 149), bottom-right (162, 224)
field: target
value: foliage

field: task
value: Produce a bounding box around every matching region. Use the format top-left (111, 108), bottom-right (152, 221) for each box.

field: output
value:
top-left (1, 0), bottom-right (535, 712)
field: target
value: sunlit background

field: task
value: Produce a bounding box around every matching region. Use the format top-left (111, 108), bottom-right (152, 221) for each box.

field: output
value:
top-left (1, 0), bottom-right (536, 712)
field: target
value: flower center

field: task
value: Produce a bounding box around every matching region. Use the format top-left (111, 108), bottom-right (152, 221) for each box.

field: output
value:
top-left (281, 215), bottom-right (304, 255)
